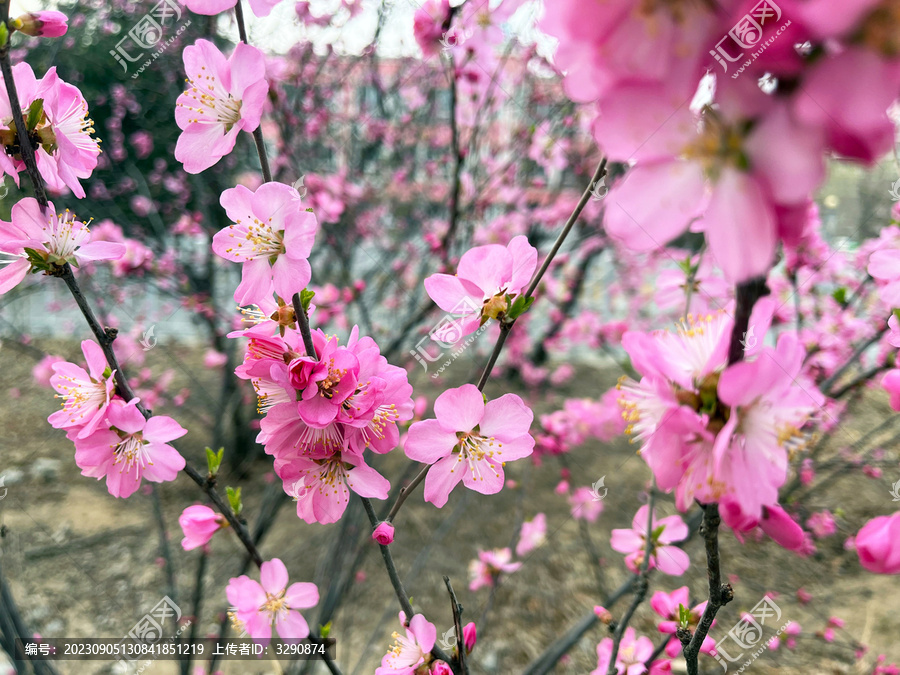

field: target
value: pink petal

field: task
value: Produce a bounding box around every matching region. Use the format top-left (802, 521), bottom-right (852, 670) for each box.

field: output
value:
top-left (143, 415), bottom-right (188, 444)
top-left (655, 546), bottom-right (690, 576)
top-left (346, 462), bottom-right (391, 499)
top-left (461, 457), bottom-right (505, 495)
top-left (424, 273), bottom-right (484, 313)
top-left (605, 161), bottom-right (706, 252)
top-left (479, 393), bottom-right (533, 440)
top-left (260, 558), bottom-right (289, 595)
top-left (703, 170), bottom-right (777, 283)
top-left (423, 454), bottom-right (464, 508)
top-left (272, 256), bottom-right (311, 301)
top-left (0, 258), bottom-right (30, 295)
top-left (75, 241), bottom-right (126, 262)
top-left (457, 244), bottom-right (512, 295)
top-left (284, 582), bottom-right (319, 610)
top-left (275, 610), bottom-right (310, 640)
top-left (434, 384), bottom-right (484, 432)
top-left (506, 235), bottom-right (537, 292)
top-left (404, 419), bottom-right (457, 463)
top-left (409, 614), bottom-right (436, 652)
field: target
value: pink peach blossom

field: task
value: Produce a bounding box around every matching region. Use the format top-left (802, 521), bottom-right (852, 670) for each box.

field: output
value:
top-left (610, 505), bottom-right (690, 576)
top-left (591, 626), bottom-right (654, 675)
top-left (856, 512), bottom-right (900, 574)
top-left (226, 558), bottom-right (318, 643)
top-left (405, 384), bottom-right (534, 507)
top-left (376, 612), bottom-right (436, 675)
top-left (72, 399), bottom-right (186, 498)
top-left (423, 236), bottom-right (537, 342)
top-left (175, 40), bottom-right (267, 173)
top-left (1, 199), bottom-right (124, 295)
top-left (468, 548), bottom-right (521, 591)
top-left (212, 182), bottom-right (317, 305)
top-left (48, 340), bottom-right (117, 439)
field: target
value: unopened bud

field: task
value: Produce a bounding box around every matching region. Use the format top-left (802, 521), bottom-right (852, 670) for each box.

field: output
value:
top-left (12, 12), bottom-right (69, 38)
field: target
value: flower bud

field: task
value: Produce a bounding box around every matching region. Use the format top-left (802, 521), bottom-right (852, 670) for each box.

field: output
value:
top-left (13, 11), bottom-right (68, 38)
top-left (462, 622), bottom-right (476, 652)
top-left (430, 661), bottom-right (452, 675)
top-left (179, 504), bottom-right (227, 551)
top-left (594, 605), bottom-right (612, 624)
top-left (372, 521), bottom-right (395, 545)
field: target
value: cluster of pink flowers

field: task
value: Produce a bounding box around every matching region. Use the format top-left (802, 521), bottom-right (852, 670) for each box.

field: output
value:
top-left (0, 64), bottom-right (100, 198)
top-left (541, 0), bottom-right (900, 283)
top-left (617, 310), bottom-right (822, 540)
top-left (47, 340), bottom-right (186, 498)
top-left (536, 391), bottom-right (626, 456)
top-left (231, 322), bottom-right (413, 523)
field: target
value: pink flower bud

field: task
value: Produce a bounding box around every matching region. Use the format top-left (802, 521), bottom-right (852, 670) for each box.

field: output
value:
top-left (179, 505), bottom-right (226, 551)
top-left (462, 622), bottom-right (476, 652)
top-left (855, 512), bottom-right (900, 574)
top-left (593, 606), bottom-right (612, 624)
top-left (372, 521), bottom-right (395, 545)
top-left (430, 661), bottom-right (452, 675)
top-left (14, 11), bottom-right (68, 37)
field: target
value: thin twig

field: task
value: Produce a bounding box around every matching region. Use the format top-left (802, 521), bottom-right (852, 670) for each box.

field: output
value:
top-left (443, 576), bottom-right (468, 674)
top-left (386, 464), bottom-right (429, 523)
top-left (358, 497), bottom-right (454, 666)
top-left (684, 276), bottom-right (769, 674)
top-left (291, 291), bottom-right (318, 358)
top-left (475, 158), bottom-right (607, 389)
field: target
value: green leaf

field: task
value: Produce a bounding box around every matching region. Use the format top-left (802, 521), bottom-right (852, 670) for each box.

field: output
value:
top-left (677, 603), bottom-right (691, 629)
top-left (0, 24), bottom-right (9, 49)
top-left (25, 99), bottom-right (45, 132)
top-left (832, 287), bottom-right (847, 305)
top-left (102, 366), bottom-right (113, 379)
top-left (506, 294), bottom-right (535, 321)
top-left (319, 621), bottom-right (332, 639)
top-left (206, 447), bottom-right (224, 477)
top-left (226, 486), bottom-right (242, 516)
top-left (300, 289), bottom-right (315, 313)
